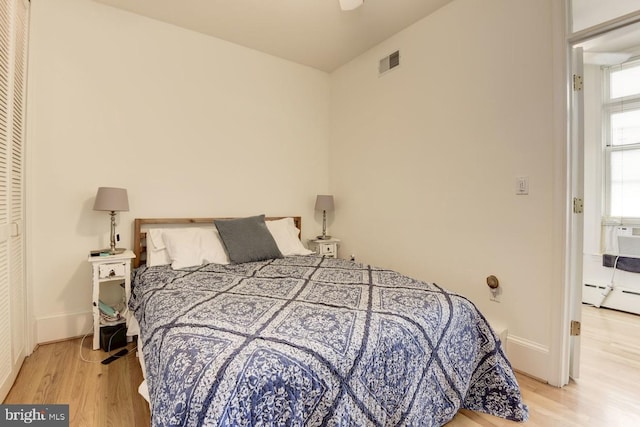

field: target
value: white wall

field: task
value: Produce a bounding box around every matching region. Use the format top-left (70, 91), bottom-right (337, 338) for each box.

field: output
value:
top-left (27, 0), bottom-right (568, 382)
top-left (27, 0), bottom-right (330, 342)
top-left (329, 0), bottom-right (559, 380)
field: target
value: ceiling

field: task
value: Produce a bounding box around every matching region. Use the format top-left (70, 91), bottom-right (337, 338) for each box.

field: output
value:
top-left (94, 0), bottom-right (454, 72)
top-left (579, 22), bottom-right (640, 65)
top-left (572, 1), bottom-right (640, 65)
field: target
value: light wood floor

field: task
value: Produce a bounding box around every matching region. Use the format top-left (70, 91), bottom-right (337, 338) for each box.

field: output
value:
top-left (4, 337), bottom-right (150, 426)
top-left (4, 306), bottom-right (640, 426)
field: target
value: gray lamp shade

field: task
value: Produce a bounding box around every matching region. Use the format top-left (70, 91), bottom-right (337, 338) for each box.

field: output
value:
top-left (315, 195), bottom-right (334, 211)
top-left (93, 187), bottom-right (129, 212)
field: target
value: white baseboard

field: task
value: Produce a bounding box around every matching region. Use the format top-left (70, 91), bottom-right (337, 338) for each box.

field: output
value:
top-left (486, 319), bottom-right (508, 354)
top-left (36, 311), bottom-right (93, 344)
top-left (506, 334), bottom-right (550, 382)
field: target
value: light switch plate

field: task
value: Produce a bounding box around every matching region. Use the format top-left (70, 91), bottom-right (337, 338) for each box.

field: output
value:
top-left (516, 176), bottom-right (529, 195)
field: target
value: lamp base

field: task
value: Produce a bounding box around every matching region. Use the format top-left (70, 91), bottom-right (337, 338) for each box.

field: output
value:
top-left (316, 235), bottom-right (332, 240)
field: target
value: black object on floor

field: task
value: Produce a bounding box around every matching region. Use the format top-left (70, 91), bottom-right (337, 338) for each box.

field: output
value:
top-left (100, 324), bottom-right (127, 352)
top-left (101, 348), bottom-right (128, 365)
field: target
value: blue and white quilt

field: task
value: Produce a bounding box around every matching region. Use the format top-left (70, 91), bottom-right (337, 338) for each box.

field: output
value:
top-left (130, 256), bottom-right (528, 426)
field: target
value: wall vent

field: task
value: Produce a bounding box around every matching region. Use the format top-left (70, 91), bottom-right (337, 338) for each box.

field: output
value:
top-left (379, 50), bottom-right (400, 76)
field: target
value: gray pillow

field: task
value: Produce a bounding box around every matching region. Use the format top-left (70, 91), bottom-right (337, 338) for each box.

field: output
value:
top-left (214, 215), bottom-right (283, 263)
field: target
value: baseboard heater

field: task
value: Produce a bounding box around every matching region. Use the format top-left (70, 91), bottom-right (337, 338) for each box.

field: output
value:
top-left (584, 283), bottom-right (640, 296)
top-left (583, 283), bottom-right (640, 315)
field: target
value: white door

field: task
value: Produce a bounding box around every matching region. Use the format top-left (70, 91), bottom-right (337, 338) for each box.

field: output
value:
top-left (0, 0), bottom-right (28, 401)
top-left (568, 46), bottom-right (585, 379)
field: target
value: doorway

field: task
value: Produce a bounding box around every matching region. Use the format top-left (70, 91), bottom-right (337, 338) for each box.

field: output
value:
top-left (570, 16), bottom-right (640, 380)
top-left (577, 24), bottom-right (640, 312)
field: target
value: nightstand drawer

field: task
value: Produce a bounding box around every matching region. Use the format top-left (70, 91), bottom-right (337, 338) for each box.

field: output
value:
top-left (308, 238), bottom-right (340, 259)
top-left (319, 244), bottom-right (335, 256)
top-left (98, 263), bottom-right (125, 279)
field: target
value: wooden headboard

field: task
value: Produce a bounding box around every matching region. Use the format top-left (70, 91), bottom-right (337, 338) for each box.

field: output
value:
top-left (133, 216), bottom-right (302, 268)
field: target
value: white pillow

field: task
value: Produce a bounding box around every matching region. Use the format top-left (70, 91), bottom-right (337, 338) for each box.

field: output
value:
top-left (266, 218), bottom-right (313, 256)
top-left (146, 229), bottom-right (171, 266)
top-left (162, 228), bottom-right (202, 269)
top-left (200, 228), bottom-right (230, 265)
top-left (160, 228), bottom-right (230, 269)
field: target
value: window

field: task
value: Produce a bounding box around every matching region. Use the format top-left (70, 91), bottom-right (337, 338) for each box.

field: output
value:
top-left (603, 59), bottom-right (640, 220)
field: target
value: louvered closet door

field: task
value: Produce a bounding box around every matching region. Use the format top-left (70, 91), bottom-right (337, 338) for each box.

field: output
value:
top-left (0, 0), bottom-right (14, 400)
top-left (10, 0), bottom-right (26, 367)
top-left (0, 0), bottom-right (28, 402)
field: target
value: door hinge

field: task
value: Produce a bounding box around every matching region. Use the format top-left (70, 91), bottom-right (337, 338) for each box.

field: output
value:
top-left (570, 320), bottom-right (581, 336)
top-left (573, 197), bottom-right (584, 214)
top-left (573, 74), bottom-right (583, 91)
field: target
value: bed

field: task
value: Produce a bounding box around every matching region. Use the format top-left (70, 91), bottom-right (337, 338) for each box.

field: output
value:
top-left (129, 216), bottom-right (528, 426)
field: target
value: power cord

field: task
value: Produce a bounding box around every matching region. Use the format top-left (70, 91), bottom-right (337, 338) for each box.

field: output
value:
top-left (79, 328), bottom-right (137, 364)
top-left (595, 255), bottom-right (620, 308)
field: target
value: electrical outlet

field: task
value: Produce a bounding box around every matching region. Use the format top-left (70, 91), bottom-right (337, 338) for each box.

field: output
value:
top-left (350, 254), bottom-right (356, 262)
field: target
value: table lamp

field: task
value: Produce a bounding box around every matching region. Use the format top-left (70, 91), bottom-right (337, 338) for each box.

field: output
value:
top-left (315, 195), bottom-right (334, 240)
top-left (93, 187), bottom-right (129, 254)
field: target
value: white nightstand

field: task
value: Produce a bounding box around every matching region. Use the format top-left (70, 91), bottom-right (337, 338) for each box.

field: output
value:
top-left (308, 238), bottom-right (340, 258)
top-left (87, 250), bottom-right (135, 350)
